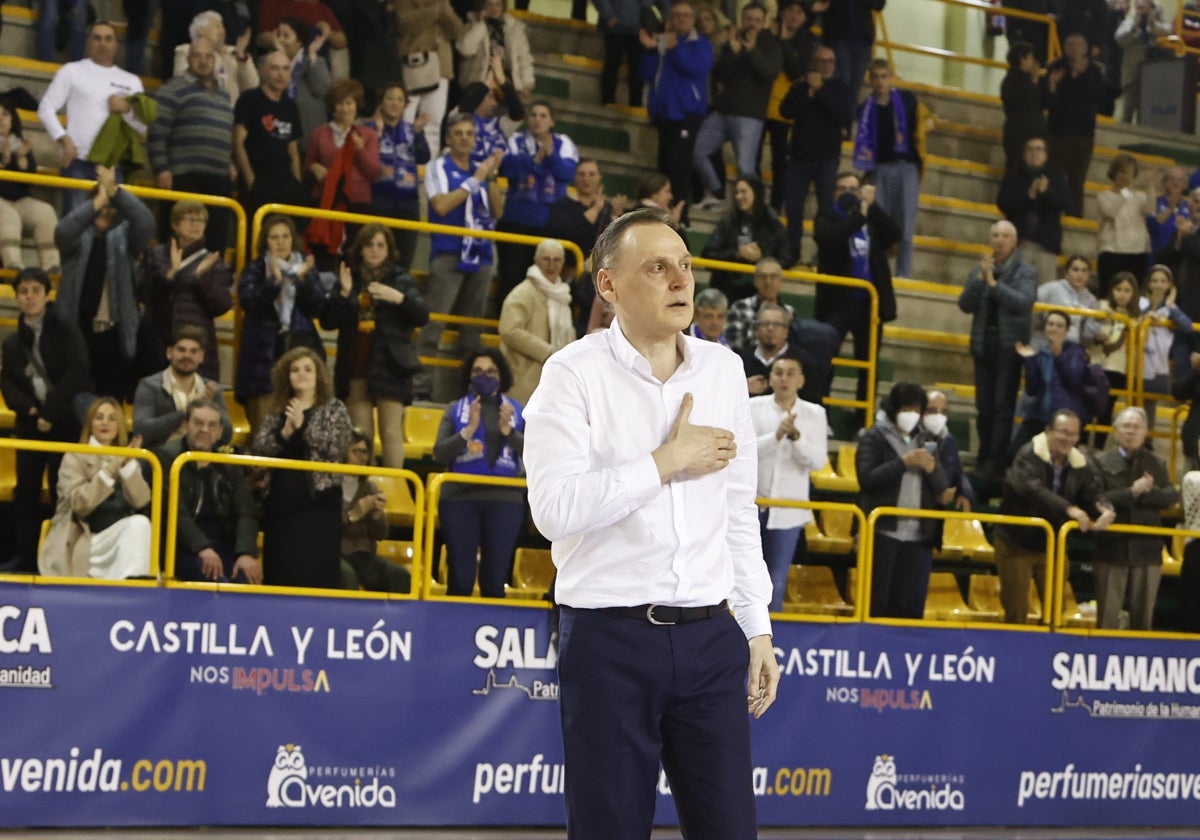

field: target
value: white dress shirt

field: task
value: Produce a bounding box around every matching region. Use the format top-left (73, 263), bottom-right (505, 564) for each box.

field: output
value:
top-left (749, 394), bottom-right (827, 530)
top-left (523, 320), bottom-right (772, 640)
top-left (37, 59), bottom-right (147, 157)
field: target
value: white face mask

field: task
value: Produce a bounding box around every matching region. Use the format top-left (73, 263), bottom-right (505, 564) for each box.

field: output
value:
top-left (895, 411), bottom-right (921, 434)
top-left (922, 413), bottom-right (948, 437)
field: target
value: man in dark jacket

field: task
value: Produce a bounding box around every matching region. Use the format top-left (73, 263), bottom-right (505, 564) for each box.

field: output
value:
top-left (154, 399), bottom-right (262, 584)
top-left (995, 409), bottom-right (1113, 624)
top-left (779, 44), bottom-right (852, 264)
top-left (996, 135), bottom-right (1073, 285)
top-left (692, 2), bottom-right (781, 208)
top-left (821, 0), bottom-right (885, 98)
top-left (814, 172), bottom-right (900, 420)
top-left (0, 268), bottom-right (90, 572)
top-left (1093, 407), bottom-right (1179, 630)
top-left (639, 0), bottom-right (713, 222)
top-left (133, 325), bottom-right (233, 450)
top-left (1043, 32), bottom-right (1105, 217)
top-left (957, 220), bottom-right (1038, 476)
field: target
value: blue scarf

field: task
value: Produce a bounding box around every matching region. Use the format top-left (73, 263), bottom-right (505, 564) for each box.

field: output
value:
top-left (834, 201), bottom-right (872, 289)
top-left (853, 89), bottom-right (909, 172)
top-left (459, 185), bottom-right (495, 273)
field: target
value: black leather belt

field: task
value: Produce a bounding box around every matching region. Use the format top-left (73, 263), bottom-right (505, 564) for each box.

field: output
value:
top-left (599, 600), bottom-right (728, 626)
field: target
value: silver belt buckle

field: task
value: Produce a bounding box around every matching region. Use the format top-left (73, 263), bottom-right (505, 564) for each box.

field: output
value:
top-left (646, 605), bottom-right (676, 626)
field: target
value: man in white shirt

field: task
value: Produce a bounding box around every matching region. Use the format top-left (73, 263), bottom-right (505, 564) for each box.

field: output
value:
top-left (523, 208), bottom-right (779, 840)
top-left (37, 21), bottom-right (146, 213)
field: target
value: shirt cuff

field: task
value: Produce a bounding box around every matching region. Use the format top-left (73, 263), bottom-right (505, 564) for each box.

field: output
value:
top-left (734, 602), bottom-right (772, 640)
top-left (97, 469), bottom-right (116, 488)
top-left (119, 459), bottom-right (140, 480)
top-left (619, 454), bottom-right (663, 507)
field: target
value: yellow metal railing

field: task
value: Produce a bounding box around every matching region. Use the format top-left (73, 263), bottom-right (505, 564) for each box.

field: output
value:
top-left (0, 169), bottom-right (248, 271)
top-left (0, 437), bottom-right (163, 583)
top-left (163, 450), bottom-right (424, 599)
top-left (862, 507), bottom-right (1055, 629)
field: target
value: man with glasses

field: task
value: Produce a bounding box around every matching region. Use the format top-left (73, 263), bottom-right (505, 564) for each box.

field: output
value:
top-left (724, 257), bottom-right (794, 352)
top-left (996, 135), bottom-right (1072, 285)
top-left (738, 302), bottom-right (792, 396)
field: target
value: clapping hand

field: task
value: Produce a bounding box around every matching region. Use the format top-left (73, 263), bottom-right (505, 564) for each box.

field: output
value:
top-left (499, 400), bottom-right (515, 436)
top-left (282, 398), bottom-right (305, 439)
top-left (638, 28), bottom-right (657, 48)
top-left (297, 254), bottom-right (315, 278)
top-left (338, 262), bottom-right (354, 297)
top-left (168, 238), bottom-right (183, 279)
top-left (980, 252), bottom-right (996, 285)
top-left (350, 128), bottom-right (365, 150)
top-left (776, 412), bottom-right (799, 441)
top-left (96, 165), bottom-right (118, 198)
top-left (196, 252), bottom-right (220, 276)
top-left (1014, 341), bottom-right (1036, 358)
top-left (203, 380), bottom-right (220, 401)
top-left (1130, 470), bottom-right (1155, 497)
top-left (367, 281), bottom-right (404, 305)
top-left (462, 396), bottom-right (482, 438)
top-left (413, 111), bottom-right (431, 133)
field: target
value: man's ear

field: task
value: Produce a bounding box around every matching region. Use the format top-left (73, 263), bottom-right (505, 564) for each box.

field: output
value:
top-left (595, 267), bottom-right (617, 305)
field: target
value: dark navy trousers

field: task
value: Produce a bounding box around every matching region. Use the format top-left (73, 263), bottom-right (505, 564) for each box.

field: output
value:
top-left (557, 606), bottom-right (757, 840)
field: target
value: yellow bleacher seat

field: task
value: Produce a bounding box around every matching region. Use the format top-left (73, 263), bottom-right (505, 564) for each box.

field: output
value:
top-left (404, 406), bottom-right (444, 460)
top-left (782, 565), bottom-right (853, 615)
top-left (1060, 579), bottom-right (1096, 628)
top-left (372, 474), bottom-right (418, 528)
top-left (936, 518), bottom-right (995, 562)
top-left (376, 540), bottom-right (414, 585)
top-left (0, 390), bottom-right (15, 430)
top-left (965, 575), bottom-right (1006, 621)
top-left (835, 445), bottom-right (859, 492)
top-left (0, 447), bottom-right (15, 503)
top-left (810, 458), bottom-right (857, 494)
top-left (224, 396), bottom-right (251, 448)
top-left (1163, 544), bottom-right (1182, 577)
top-left (805, 509), bottom-right (855, 554)
top-left (923, 572), bottom-right (1000, 622)
top-left (507, 547), bottom-right (554, 600)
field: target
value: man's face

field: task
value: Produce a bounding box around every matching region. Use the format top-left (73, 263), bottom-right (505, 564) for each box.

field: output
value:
top-left (869, 65), bottom-right (892, 97)
top-left (167, 339), bottom-right (205, 376)
top-left (1113, 413), bottom-right (1148, 452)
top-left (527, 105), bottom-right (554, 139)
top-left (754, 310), bottom-right (789, 354)
top-left (813, 47), bottom-right (836, 79)
top-left (741, 6), bottom-right (765, 35)
top-left (769, 358), bottom-right (804, 398)
top-left (187, 40), bottom-right (218, 83)
top-left (925, 391), bottom-right (948, 417)
top-left (1164, 168), bottom-right (1187, 196)
top-left (597, 223), bottom-right (694, 342)
top-left (575, 162), bottom-right (600, 195)
top-left (991, 223), bottom-right (1018, 261)
top-left (780, 2), bottom-right (806, 31)
top-left (669, 3), bottom-right (695, 34)
top-left (1024, 139), bottom-right (1047, 170)
top-left (15, 279), bottom-right (48, 320)
top-left (754, 263), bottom-right (784, 301)
top-left (262, 52), bottom-right (292, 94)
top-left (88, 24), bottom-right (119, 66)
top-left (184, 407), bottom-right (223, 452)
top-left (834, 176), bottom-right (861, 203)
top-left (1046, 414), bottom-right (1081, 461)
top-left (448, 120), bottom-right (477, 157)
top-left (1065, 34), bottom-right (1088, 60)
top-left (693, 305), bottom-right (726, 341)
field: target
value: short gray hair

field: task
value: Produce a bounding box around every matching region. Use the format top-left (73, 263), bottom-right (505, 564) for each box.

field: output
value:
top-left (695, 287), bottom-right (728, 310)
top-left (1114, 406), bottom-right (1148, 427)
top-left (590, 207), bottom-right (676, 274)
top-left (534, 239), bottom-right (564, 260)
top-left (189, 10), bottom-right (223, 41)
top-left (756, 301), bottom-right (791, 322)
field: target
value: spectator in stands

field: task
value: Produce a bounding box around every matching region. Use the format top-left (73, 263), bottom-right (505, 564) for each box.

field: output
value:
top-left (957, 220), bottom-right (1038, 478)
top-left (924, 388), bottom-right (973, 512)
top-left (368, 83), bottom-right (431, 271)
top-left (779, 44), bottom-right (851, 265)
top-left (37, 21), bottom-right (147, 213)
top-left (1173, 350), bottom-right (1200, 471)
top-left (233, 51), bottom-right (307, 221)
top-left (1153, 186), bottom-right (1200, 339)
top-left (996, 408), bottom-right (1112, 624)
top-left (155, 398), bottom-right (262, 585)
top-left (1093, 271), bottom-right (1139, 447)
top-left (814, 172), bottom-right (900, 421)
top-left (496, 102), bottom-right (580, 304)
top-left (259, 0), bottom-right (348, 50)
top-left (161, 0), bottom-right (255, 79)
top-left (1115, 0), bottom-right (1172, 123)
top-left (0, 268), bottom-right (89, 573)
top-left (340, 428), bottom-right (412, 593)
top-left (55, 166), bottom-right (153, 402)
top-left (433, 348), bottom-right (526, 598)
top-left (1003, 1), bottom-right (1055, 64)
top-left (693, 3), bottom-right (782, 209)
top-left (1093, 406), bottom-right (1177, 629)
top-left (457, 0), bottom-right (535, 98)
top-left (458, 64), bottom-right (527, 168)
top-left (270, 17), bottom-right (332, 153)
top-left (1096, 153), bottom-right (1152, 296)
top-left (499, 240), bottom-right (575, 405)
top-left (150, 38), bottom-right (236, 255)
top-left (1058, 0), bottom-right (1115, 57)
top-left (853, 58), bottom-right (921, 279)
top-left (690, 287), bottom-right (729, 343)
top-left (725, 257), bottom-right (793, 351)
top-left (251, 347), bottom-right (353, 589)
top-left (856, 381), bottom-right (949, 619)
top-left (630, 172), bottom-right (685, 226)
top-left (702, 174), bottom-right (790, 302)
top-left (996, 135), bottom-right (1071, 285)
top-left (821, 0), bottom-right (885, 98)
top-left (322, 223), bottom-right (429, 468)
top-left (40, 396), bottom-right (151, 579)
top-left (394, 0), bottom-right (465, 154)
top-left (695, 3), bottom-right (731, 53)
top-left (763, 0), bottom-right (815, 213)
top-left (596, 0), bottom-right (660, 106)
top-left (414, 113), bottom-right (505, 401)
top-left (1035, 255), bottom-right (1102, 346)
top-left (133, 326), bottom-right (232, 450)
top-left (1044, 32), bottom-right (1105, 218)
top-left (1148, 167), bottom-right (1191, 259)
top-left (1139, 263), bottom-right (1192, 427)
top-left (140, 200), bottom-right (234, 381)
top-left (0, 99), bottom-right (60, 272)
top-left (750, 352), bottom-right (826, 612)
top-left (235, 216), bottom-right (326, 433)
top-left (1012, 310), bottom-right (1094, 456)
top-left (740, 301), bottom-right (792, 396)
top-left (172, 12), bottom-right (257, 106)
top-left (1000, 41), bottom-right (1045, 170)
top-left (640, 0), bottom-right (714, 226)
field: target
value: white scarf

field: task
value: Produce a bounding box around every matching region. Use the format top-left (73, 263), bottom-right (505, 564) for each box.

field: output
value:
top-left (525, 263), bottom-right (574, 350)
top-left (162, 366), bottom-right (208, 414)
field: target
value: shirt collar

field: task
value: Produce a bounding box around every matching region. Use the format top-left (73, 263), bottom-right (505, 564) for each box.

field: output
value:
top-left (606, 318), bottom-right (692, 380)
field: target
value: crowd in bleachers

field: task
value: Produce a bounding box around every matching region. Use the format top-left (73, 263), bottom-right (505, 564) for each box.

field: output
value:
top-left (3, 0), bottom-right (1200, 631)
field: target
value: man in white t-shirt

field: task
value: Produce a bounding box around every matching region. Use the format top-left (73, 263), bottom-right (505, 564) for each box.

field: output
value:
top-left (37, 21), bottom-right (146, 213)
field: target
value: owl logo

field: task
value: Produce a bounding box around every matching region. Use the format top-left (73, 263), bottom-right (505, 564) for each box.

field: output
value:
top-left (266, 744), bottom-right (308, 807)
top-left (865, 754), bottom-right (897, 810)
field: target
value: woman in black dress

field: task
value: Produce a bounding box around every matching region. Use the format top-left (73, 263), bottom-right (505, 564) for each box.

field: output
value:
top-left (251, 346), bottom-right (353, 589)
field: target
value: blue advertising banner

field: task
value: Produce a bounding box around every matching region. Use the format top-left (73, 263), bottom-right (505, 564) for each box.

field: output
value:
top-left (1, 584), bottom-right (1199, 827)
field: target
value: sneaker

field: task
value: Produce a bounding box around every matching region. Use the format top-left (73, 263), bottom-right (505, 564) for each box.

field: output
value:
top-left (696, 193), bottom-right (725, 212)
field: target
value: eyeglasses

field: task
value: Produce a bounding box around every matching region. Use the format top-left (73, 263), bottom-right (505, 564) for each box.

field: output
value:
top-left (756, 322), bottom-right (788, 330)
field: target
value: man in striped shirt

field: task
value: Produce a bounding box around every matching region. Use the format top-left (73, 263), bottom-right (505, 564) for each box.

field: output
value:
top-left (148, 38), bottom-right (235, 253)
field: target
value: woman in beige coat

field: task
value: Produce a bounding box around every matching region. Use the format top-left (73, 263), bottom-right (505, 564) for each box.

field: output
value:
top-left (498, 239), bottom-right (575, 404)
top-left (395, 0), bottom-right (465, 153)
top-left (457, 0), bottom-right (535, 98)
top-left (172, 11), bottom-right (258, 107)
top-left (40, 397), bottom-right (152, 579)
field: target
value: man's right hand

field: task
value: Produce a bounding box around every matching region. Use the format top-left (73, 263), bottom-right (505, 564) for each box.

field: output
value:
top-left (1066, 505), bottom-right (1091, 531)
top-left (746, 374), bottom-right (767, 396)
top-left (653, 393), bottom-right (737, 481)
top-left (638, 28), bottom-right (657, 48)
top-left (59, 135), bottom-right (78, 167)
top-left (902, 448), bottom-right (936, 473)
top-left (979, 252), bottom-right (996, 286)
top-left (198, 547), bottom-right (224, 581)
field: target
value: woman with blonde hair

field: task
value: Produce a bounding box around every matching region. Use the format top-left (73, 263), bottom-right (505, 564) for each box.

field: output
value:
top-left (40, 397), bottom-right (151, 579)
top-left (251, 347), bottom-right (353, 589)
top-left (498, 239), bottom-right (575, 404)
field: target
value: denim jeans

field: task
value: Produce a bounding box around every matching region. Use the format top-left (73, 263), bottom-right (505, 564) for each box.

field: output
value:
top-left (873, 160), bottom-right (919, 279)
top-left (37, 0), bottom-right (87, 62)
top-left (692, 112), bottom-right (764, 194)
top-left (760, 509), bottom-right (805, 613)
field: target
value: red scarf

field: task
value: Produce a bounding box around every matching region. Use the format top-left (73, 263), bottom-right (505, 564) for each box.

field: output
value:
top-left (303, 128), bottom-right (358, 253)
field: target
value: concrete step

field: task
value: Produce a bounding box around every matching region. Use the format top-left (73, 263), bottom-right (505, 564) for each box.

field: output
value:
top-left (916, 195), bottom-right (1098, 259)
top-left (0, 4), bottom-right (157, 75)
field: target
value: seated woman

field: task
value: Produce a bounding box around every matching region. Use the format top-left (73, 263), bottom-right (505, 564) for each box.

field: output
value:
top-left (499, 239), bottom-right (575, 405)
top-left (0, 97), bottom-right (60, 271)
top-left (701, 174), bottom-right (791, 303)
top-left (40, 397), bottom-right (151, 579)
top-left (340, 427), bottom-right (412, 593)
top-left (251, 347), bottom-right (353, 589)
top-left (432, 349), bottom-right (526, 599)
top-left (235, 214), bottom-right (327, 433)
top-left (140, 199), bottom-right (233, 381)
top-left (1013, 309), bottom-right (1093, 456)
top-left (856, 382), bottom-right (949, 619)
